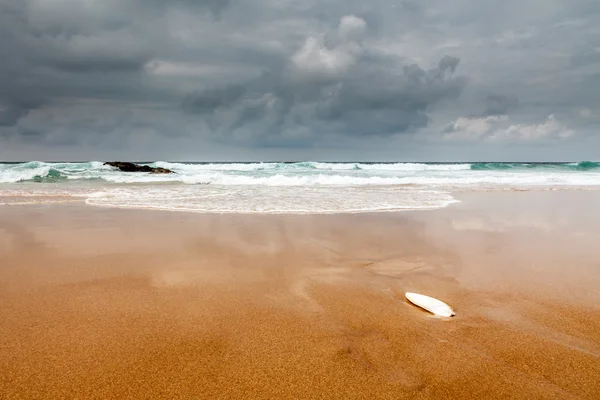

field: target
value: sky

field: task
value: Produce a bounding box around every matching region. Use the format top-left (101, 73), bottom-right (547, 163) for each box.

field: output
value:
top-left (1, 0), bottom-right (599, 161)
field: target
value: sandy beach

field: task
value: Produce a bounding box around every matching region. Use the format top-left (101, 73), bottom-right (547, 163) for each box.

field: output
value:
top-left (1, 191), bottom-right (600, 399)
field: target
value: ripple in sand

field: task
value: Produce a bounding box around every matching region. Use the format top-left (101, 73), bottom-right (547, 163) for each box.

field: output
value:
top-left (364, 259), bottom-right (433, 278)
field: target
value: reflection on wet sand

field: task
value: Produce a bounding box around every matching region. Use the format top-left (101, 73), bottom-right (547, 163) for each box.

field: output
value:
top-left (1, 191), bottom-right (599, 399)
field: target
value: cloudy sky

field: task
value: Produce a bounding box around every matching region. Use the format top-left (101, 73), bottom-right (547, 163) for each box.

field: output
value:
top-left (1, 0), bottom-right (599, 161)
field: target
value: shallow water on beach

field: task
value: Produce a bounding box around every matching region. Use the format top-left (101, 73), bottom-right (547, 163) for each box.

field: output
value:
top-left (1, 192), bottom-right (600, 399)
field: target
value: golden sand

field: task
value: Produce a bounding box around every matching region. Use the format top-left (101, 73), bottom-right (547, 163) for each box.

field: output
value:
top-left (1, 192), bottom-right (600, 399)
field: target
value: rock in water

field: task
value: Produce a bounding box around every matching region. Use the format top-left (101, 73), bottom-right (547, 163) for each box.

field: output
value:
top-left (104, 162), bottom-right (174, 174)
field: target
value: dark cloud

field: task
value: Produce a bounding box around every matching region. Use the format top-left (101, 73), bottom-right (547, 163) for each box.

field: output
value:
top-left (482, 94), bottom-right (519, 116)
top-left (0, 0), bottom-right (599, 159)
top-left (0, 102), bottom-right (35, 127)
top-left (183, 85), bottom-right (246, 114)
top-left (312, 57), bottom-right (465, 135)
top-left (25, 0), bottom-right (231, 37)
top-left (182, 31), bottom-right (466, 144)
top-left (0, 94), bottom-right (45, 129)
top-left (168, 0), bottom-right (232, 17)
top-left (50, 50), bottom-right (153, 74)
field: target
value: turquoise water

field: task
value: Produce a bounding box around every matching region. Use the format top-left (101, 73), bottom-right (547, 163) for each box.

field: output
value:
top-left (1, 161), bottom-right (599, 213)
top-left (0, 161), bottom-right (599, 184)
top-left (469, 161), bottom-right (600, 171)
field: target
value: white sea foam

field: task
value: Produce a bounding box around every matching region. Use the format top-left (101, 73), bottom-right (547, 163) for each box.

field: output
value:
top-left (153, 161), bottom-right (279, 171)
top-left (1, 161), bottom-right (600, 214)
top-left (1, 161), bottom-right (600, 186)
top-left (356, 163), bottom-right (472, 171)
top-left (85, 186), bottom-right (459, 214)
top-left (152, 161), bottom-right (472, 172)
top-left (84, 170), bottom-right (600, 187)
top-left (0, 164), bottom-right (52, 183)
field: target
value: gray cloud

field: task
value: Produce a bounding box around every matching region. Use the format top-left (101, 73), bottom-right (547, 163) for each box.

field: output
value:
top-left (311, 56), bottom-right (465, 136)
top-left (0, 100), bottom-right (40, 127)
top-left (181, 20), bottom-right (466, 145)
top-left (183, 85), bottom-right (246, 115)
top-left (481, 94), bottom-right (519, 116)
top-left (0, 0), bottom-right (599, 160)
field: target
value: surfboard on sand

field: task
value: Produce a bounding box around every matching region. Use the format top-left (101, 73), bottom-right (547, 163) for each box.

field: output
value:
top-left (405, 292), bottom-right (455, 317)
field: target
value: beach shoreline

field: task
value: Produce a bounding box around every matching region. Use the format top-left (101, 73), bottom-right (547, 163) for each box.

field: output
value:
top-left (1, 191), bottom-right (599, 399)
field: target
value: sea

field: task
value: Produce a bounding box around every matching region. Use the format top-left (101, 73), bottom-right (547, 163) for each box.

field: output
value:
top-left (0, 161), bottom-right (599, 213)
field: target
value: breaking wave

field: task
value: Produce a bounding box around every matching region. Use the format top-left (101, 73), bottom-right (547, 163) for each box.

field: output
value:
top-left (1, 160), bottom-right (599, 213)
top-left (1, 161), bottom-right (599, 185)
top-left (470, 161), bottom-right (600, 171)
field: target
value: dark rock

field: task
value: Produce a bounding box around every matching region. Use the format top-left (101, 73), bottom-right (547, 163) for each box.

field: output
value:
top-left (104, 162), bottom-right (174, 174)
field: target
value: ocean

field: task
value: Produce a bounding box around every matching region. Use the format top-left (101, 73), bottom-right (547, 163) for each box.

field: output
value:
top-left (1, 161), bottom-right (599, 213)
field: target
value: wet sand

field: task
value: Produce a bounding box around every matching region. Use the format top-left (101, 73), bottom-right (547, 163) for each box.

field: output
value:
top-left (1, 191), bottom-right (600, 399)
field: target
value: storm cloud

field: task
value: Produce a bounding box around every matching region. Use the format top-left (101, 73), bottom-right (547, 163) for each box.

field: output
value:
top-left (481, 95), bottom-right (519, 117)
top-left (182, 18), bottom-right (467, 144)
top-left (0, 0), bottom-right (599, 160)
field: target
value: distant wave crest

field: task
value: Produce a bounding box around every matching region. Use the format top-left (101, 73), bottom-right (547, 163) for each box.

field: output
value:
top-left (3, 160), bottom-right (600, 214)
top-left (470, 161), bottom-right (600, 171)
top-left (570, 161), bottom-right (600, 170)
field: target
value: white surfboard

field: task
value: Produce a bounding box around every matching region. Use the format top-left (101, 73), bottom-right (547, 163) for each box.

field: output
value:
top-left (405, 292), bottom-right (455, 317)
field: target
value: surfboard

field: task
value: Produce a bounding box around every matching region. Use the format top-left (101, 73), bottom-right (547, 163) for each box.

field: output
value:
top-left (405, 292), bottom-right (455, 317)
